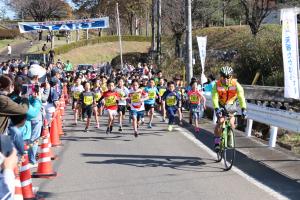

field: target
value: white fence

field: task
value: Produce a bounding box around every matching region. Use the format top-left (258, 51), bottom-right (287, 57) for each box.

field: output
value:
top-left (203, 93), bottom-right (300, 147)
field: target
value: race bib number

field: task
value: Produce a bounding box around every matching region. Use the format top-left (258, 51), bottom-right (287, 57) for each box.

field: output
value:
top-left (73, 92), bottom-right (81, 99)
top-left (148, 91), bottom-right (156, 99)
top-left (105, 96), bottom-right (117, 107)
top-left (190, 94), bottom-right (199, 103)
top-left (119, 90), bottom-right (125, 98)
top-left (94, 93), bottom-right (101, 101)
top-left (166, 96), bottom-right (176, 106)
top-left (159, 88), bottom-right (166, 97)
top-left (84, 96), bottom-right (93, 106)
top-left (131, 93), bottom-right (141, 103)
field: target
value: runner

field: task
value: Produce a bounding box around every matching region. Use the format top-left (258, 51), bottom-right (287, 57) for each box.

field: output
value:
top-left (79, 82), bottom-right (95, 132)
top-left (162, 81), bottom-right (181, 132)
top-left (92, 79), bottom-right (102, 128)
top-left (144, 78), bottom-right (159, 128)
top-left (157, 78), bottom-right (167, 122)
top-left (99, 80), bottom-right (120, 134)
top-left (116, 78), bottom-right (129, 132)
top-left (128, 79), bottom-right (148, 137)
top-left (70, 77), bottom-right (84, 125)
top-left (187, 82), bottom-right (206, 133)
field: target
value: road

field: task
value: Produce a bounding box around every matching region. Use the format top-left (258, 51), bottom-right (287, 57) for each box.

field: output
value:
top-left (32, 108), bottom-right (298, 200)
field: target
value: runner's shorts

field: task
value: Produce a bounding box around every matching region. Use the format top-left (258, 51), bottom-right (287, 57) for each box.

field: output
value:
top-left (145, 103), bottom-right (155, 112)
top-left (130, 110), bottom-right (144, 119)
top-left (104, 109), bottom-right (118, 116)
top-left (117, 105), bottom-right (126, 115)
top-left (82, 106), bottom-right (93, 119)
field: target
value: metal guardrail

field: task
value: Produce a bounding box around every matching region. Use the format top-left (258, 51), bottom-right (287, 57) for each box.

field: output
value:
top-left (203, 93), bottom-right (300, 147)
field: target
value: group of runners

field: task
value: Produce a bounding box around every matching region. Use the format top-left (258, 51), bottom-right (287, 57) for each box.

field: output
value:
top-left (68, 64), bottom-right (208, 138)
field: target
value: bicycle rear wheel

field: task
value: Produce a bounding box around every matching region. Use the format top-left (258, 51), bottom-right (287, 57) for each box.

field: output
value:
top-left (216, 150), bottom-right (222, 162)
top-left (222, 128), bottom-right (236, 171)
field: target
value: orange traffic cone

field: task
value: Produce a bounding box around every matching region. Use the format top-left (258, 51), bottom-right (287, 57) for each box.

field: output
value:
top-left (41, 119), bottom-right (57, 160)
top-left (32, 131), bottom-right (57, 178)
top-left (60, 97), bottom-right (65, 116)
top-left (50, 112), bottom-right (62, 147)
top-left (20, 146), bottom-right (36, 200)
top-left (56, 109), bottom-right (64, 136)
top-left (14, 167), bottom-right (23, 200)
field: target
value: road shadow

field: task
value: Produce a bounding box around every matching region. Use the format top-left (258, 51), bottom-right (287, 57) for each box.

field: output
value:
top-left (61, 135), bottom-right (132, 142)
top-left (83, 153), bottom-right (223, 172)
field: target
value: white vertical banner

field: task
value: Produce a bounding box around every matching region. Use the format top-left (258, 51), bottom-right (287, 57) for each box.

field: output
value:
top-left (197, 36), bottom-right (207, 84)
top-left (281, 8), bottom-right (300, 99)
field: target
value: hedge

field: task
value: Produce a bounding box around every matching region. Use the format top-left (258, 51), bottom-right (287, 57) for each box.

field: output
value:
top-left (54, 35), bottom-right (151, 55)
top-left (0, 29), bottom-right (20, 39)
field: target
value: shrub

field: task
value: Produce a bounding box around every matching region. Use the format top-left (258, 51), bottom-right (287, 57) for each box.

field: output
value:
top-left (0, 29), bottom-right (20, 39)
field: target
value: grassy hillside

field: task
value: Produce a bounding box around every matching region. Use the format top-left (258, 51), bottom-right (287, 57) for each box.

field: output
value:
top-left (161, 24), bottom-right (283, 86)
top-left (57, 41), bottom-right (151, 65)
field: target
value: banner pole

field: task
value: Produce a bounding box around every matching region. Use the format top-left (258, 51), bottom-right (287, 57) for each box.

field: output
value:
top-left (116, 3), bottom-right (123, 70)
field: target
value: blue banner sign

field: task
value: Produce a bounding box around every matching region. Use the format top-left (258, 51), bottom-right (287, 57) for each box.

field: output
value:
top-left (18, 17), bottom-right (109, 33)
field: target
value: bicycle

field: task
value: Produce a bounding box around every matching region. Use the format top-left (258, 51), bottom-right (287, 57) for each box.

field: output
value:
top-left (216, 109), bottom-right (237, 171)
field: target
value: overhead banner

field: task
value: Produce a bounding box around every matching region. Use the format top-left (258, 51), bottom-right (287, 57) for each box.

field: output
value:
top-left (18, 17), bottom-right (109, 33)
top-left (281, 8), bottom-right (300, 99)
top-left (197, 36), bottom-right (207, 84)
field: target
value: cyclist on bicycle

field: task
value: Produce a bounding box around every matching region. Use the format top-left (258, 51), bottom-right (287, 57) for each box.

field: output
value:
top-left (212, 66), bottom-right (247, 152)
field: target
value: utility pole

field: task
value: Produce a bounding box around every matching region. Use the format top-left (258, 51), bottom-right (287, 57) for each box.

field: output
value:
top-left (157, 0), bottom-right (161, 65)
top-left (116, 3), bottom-right (123, 69)
top-left (151, 0), bottom-right (156, 54)
top-left (186, 0), bottom-right (193, 83)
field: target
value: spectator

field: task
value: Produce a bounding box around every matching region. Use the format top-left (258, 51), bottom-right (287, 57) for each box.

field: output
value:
top-left (64, 60), bottom-right (73, 72)
top-left (48, 49), bottom-right (55, 64)
top-left (7, 44), bottom-right (11, 57)
top-left (0, 135), bottom-right (18, 200)
top-left (46, 34), bottom-right (51, 43)
top-left (42, 44), bottom-right (48, 53)
top-left (0, 75), bottom-right (29, 135)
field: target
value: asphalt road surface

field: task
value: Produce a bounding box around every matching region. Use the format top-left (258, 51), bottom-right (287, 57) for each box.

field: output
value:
top-left (33, 109), bottom-right (291, 200)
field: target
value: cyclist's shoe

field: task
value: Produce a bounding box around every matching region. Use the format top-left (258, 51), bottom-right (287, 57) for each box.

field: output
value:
top-left (106, 127), bottom-right (110, 134)
top-left (168, 125), bottom-right (173, 132)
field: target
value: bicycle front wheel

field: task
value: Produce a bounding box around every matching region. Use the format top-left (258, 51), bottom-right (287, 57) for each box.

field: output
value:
top-left (223, 128), bottom-right (236, 171)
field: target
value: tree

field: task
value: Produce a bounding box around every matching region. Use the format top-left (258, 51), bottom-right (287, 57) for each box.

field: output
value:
top-left (162, 0), bottom-right (185, 57)
top-left (240, 0), bottom-right (274, 36)
top-left (192, 0), bottom-right (221, 28)
top-left (6, 0), bottom-right (72, 21)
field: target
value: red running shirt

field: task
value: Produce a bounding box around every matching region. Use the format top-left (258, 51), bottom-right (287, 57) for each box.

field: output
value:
top-left (102, 90), bottom-right (120, 110)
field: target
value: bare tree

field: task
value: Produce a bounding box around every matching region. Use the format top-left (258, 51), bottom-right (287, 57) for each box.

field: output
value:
top-left (162, 0), bottom-right (186, 57)
top-left (240, 0), bottom-right (274, 36)
top-left (6, 0), bottom-right (72, 21)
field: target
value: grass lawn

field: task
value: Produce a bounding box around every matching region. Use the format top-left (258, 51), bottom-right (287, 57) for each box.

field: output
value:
top-left (0, 39), bottom-right (15, 50)
top-left (57, 41), bottom-right (151, 65)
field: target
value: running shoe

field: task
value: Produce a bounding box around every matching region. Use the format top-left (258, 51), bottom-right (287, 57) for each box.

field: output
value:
top-left (134, 131), bottom-right (138, 137)
top-left (95, 124), bottom-right (100, 129)
top-left (119, 127), bottom-right (123, 132)
top-left (110, 126), bottom-right (113, 133)
top-left (84, 127), bottom-right (89, 133)
top-left (106, 127), bottom-right (110, 134)
top-left (195, 127), bottom-right (200, 133)
top-left (148, 123), bottom-right (152, 128)
top-left (168, 125), bottom-right (173, 132)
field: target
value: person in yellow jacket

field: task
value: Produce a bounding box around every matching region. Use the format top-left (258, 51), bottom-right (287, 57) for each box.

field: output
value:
top-left (211, 66), bottom-right (247, 152)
